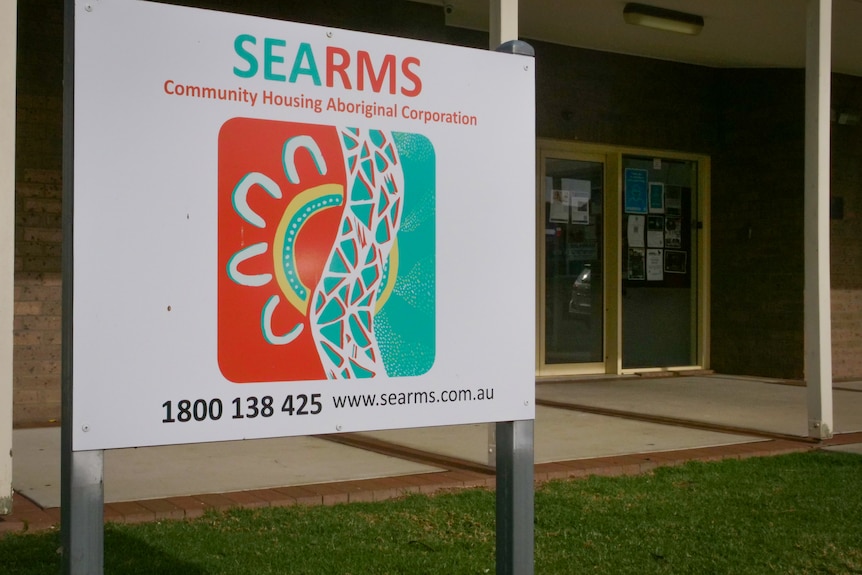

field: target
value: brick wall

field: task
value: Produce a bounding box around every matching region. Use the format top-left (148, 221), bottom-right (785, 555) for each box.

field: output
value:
top-left (14, 0), bottom-right (64, 426)
top-left (14, 163), bottom-right (63, 426)
top-left (709, 69), bottom-right (807, 379)
top-left (532, 41), bottom-right (717, 153)
top-left (830, 75), bottom-right (862, 379)
top-left (833, 290), bottom-right (862, 380)
top-left (13, 270), bottom-right (62, 426)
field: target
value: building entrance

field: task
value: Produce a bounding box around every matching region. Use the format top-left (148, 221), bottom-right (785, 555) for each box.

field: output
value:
top-left (538, 142), bottom-right (710, 376)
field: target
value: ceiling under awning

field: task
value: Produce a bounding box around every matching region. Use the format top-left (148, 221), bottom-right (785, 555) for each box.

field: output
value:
top-left (411, 0), bottom-right (862, 76)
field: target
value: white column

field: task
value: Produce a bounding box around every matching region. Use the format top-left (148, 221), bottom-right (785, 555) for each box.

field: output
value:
top-left (489, 0), bottom-right (518, 49)
top-left (804, 0), bottom-right (834, 439)
top-left (0, 0), bottom-right (18, 515)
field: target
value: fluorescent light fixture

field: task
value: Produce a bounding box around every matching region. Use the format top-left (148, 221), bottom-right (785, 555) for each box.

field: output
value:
top-left (623, 3), bottom-right (704, 35)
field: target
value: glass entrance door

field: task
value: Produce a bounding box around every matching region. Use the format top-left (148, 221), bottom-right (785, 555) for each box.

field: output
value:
top-left (541, 157), bottom-right (604, 367)
top-left (538, 141), bottom-right (709, 376)
top-left (621, 156), bottom-right (698, 369)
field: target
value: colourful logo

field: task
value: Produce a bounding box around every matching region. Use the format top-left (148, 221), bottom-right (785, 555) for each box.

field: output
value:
top-left (218, 119), bottom-right (436, 383)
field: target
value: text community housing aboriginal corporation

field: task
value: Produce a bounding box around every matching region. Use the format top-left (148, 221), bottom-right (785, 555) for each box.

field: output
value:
top-left (163, 81), bottom-right (479, 126)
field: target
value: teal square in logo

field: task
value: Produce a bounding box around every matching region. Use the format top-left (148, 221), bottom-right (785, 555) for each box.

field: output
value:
top-left (374, 132), bottom-right (436, 377)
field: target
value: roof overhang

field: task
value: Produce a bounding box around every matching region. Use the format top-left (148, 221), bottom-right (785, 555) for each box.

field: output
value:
top-left (413, 0), bottom-right (862, 76)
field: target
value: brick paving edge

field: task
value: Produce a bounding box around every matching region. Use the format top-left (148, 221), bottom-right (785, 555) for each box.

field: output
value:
top-left (2, 434), bottom-right (859, 536)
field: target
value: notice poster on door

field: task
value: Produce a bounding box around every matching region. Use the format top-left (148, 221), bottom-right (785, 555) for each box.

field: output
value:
top-left (648, 182), bottom-right (665, 213)
top-left (549, 188), bottom-right (570, 223)
top-left (665, 186), bottom-right (682, 217)
top-left (665, 217), bottom-right (682, 248)
top-left (627, 215), bottom-right (645, 248)
top-left (665, 250), bottom-right (687, 274)
top-left (628, 247), bottom-right (646, 280)
top-left (564, 178), bottom-right (591, 224)
top-left (646, 249), bottom-right (664, 281)
top-left (647, 215), bottom-right (664, 247)
top-left (624, 168), bottom-right (648, 214)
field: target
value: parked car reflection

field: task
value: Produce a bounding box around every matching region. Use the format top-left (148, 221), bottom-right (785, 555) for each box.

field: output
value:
top-left (568, 265), bottom-right (592, 317)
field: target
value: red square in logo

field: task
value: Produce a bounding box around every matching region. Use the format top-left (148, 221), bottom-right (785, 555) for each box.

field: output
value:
top-left (218, 118), bottom-right (346, 383)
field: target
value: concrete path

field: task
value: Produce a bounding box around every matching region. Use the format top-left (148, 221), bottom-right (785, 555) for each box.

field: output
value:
top-left (536, 375), bottom-right (862, 436)
top-left (360, 405), bottom-right (759, 465)
top-left (3, 374), bottom-right (862, 535)
top-left (13, 405), bottom-right (759, 508)
top-left (13, 428), bottom-right (442, 509)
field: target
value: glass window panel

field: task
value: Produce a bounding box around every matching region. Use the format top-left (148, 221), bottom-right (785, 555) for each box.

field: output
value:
top-left (621, 156), bottom-right (697, 368)
top-left (543, 158), bottom-right (603, 365)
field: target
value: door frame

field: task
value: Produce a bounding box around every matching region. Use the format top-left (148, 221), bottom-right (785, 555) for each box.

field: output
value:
top-left (537, 139), bottom-right (711, 377)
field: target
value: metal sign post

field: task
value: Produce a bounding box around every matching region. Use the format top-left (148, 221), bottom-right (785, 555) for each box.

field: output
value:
top-left (491, 0), bottom-right (536, 570)
top-left (496, 420), bottom-right (535, 575)
top-left (62, 1), bottom-right (105, 572)
top-left (60, 447), bottom-right (104, 575)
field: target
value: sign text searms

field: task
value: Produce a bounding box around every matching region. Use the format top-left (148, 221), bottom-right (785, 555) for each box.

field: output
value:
top-left (233, 34), bottom-right (423, 97)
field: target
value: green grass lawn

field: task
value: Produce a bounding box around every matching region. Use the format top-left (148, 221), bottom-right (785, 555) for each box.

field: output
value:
top-left (1, 450), bottom-right (861, 574)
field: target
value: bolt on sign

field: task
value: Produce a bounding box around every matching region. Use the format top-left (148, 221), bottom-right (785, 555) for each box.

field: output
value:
top-left (71, 0), bottom-right (535, 450)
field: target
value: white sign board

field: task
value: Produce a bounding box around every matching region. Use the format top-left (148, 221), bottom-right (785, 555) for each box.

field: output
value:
top-left (72, 0), bottom-right (535, 450)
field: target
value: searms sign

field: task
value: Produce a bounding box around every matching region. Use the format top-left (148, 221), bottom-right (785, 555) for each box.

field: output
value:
top-left (72, 0), bottom-right (534, 451)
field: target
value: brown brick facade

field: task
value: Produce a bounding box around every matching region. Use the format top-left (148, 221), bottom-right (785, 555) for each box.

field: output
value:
top-left (12, 273), bottom-right (62, 425)
top-left (832, 290), bottom-right (862, 380)
top-left (13, 167), bottom-right (63, 425)
top-left (10, 0), bottom-right (862, 426)
top-left (14, 0), bottom-right (64, 426)
top-left (709, 69), bottom-right (807, 379)
top-left (831, 78), bottom-right (862, 260)
top-left (830, 74), bottom-right (862, 378)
